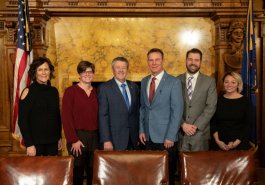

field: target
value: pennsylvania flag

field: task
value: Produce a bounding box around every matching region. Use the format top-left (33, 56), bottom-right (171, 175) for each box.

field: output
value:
top-left (241, 0), bottom-right (257, 144)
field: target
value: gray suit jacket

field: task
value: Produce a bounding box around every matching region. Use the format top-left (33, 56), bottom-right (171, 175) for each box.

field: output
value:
top-left (98, 78), bottom-right (140, 150)
top-left (177, 72), bottom-right (217, 141)
top-left (139, 71), bottom-right (183, 143)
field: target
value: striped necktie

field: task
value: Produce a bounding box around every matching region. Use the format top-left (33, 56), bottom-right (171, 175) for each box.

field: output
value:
top-left (187, 76), bottom-right (194, 100)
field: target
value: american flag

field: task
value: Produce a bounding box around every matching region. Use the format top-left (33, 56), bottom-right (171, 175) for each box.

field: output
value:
top-left (12, 0), bottom-right (33, 145)
top-left (241, 0), bottom-right (257, 144)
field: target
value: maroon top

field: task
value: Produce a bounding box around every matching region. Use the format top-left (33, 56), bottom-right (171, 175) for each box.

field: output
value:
top-left (62, 84), bottom-right (98, 143)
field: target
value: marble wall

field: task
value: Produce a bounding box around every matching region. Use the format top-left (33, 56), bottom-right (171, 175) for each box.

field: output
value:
top-left (46, 17), bottom-right (215, 96)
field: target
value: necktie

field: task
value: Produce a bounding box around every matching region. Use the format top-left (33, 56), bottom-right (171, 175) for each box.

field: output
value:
top-left (121, 84), bottom-right (130, 110)
top-left (149, 77), bottom-right (156, 104)
top-left (187, 76), bottom-right (194, 100)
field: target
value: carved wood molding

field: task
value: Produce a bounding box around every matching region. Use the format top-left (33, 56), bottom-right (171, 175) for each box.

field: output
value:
top-left (2, 0), bottom-right (252, 17)
top-left (4, 19), bottom-right (48, 48)
top-left (5, 0), bottom-right (246, 9)
top-left (1, 0), bottom-right (264, 19)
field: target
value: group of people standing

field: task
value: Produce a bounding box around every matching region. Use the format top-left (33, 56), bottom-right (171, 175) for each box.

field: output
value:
top-left (18, 48), bottom-right (252, 185)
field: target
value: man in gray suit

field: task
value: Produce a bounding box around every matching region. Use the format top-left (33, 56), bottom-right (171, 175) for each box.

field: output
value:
top-left (139, 48), bottom-right (183, 185)
top-left (98, 57), bottom-right (140, 150)
top-left (177, 48), bottom-right (217, 151)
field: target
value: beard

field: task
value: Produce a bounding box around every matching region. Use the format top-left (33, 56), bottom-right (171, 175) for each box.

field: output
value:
top-left (187, 64), bottom-right (200, 74)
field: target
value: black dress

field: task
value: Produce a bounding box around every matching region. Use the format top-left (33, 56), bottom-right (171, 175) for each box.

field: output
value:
top-left (18, 81), bottom-right (61, 155)
top-left (211, 95), bottom-right (252, 150)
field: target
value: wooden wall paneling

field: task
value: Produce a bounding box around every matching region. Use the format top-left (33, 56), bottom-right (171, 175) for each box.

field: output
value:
top-left (260, 20), bottom-right (265, 167)
top-left (0, 23), bottom-right (12, 156)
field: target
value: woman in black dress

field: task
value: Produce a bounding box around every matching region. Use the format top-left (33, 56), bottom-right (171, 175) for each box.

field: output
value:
top-left (18, 57), bottom-right (62, 156)
top-left (211, 72), bottom-right (252, 150)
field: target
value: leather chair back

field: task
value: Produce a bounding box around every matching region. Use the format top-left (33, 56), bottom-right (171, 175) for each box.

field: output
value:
top-left (0, 156), bottom-right (74, 185)
top-left (180, 149), bottom-right (257, 185)
top-left (92, 150), bottom-right (168, 185)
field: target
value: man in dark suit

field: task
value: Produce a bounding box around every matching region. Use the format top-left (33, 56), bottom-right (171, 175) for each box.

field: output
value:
top-left (98, 57), bottom-right (140, 150)
top-left (177, 48), bottom-right (217, 151)
top-left (139, 48), bottom-right (183, 185)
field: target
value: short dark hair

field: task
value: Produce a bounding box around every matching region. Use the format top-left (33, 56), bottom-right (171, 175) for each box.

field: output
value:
top-left (111, 57), bottom-right (129, 69)
top-left (29, 57), bottom-right (55, 81)
top-left (77, 61), bottom-right (95, 74)
top-left (147, 48), bottom-right (164, 59)
top-left (186, 48), bottom-right (203, 61)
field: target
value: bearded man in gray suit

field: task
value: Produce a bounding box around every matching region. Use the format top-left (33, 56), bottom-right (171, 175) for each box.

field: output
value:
top-left (177, 48), bottom-right (217, 151)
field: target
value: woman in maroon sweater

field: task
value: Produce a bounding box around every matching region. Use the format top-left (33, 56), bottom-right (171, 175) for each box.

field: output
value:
top-left (62, 61), bottom-right (98, 185)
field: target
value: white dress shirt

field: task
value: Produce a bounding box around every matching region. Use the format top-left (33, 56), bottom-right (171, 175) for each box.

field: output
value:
top-left (115, 78), bottom-right (131, 105)
top-left (186, 71), bottom-right (199, 92)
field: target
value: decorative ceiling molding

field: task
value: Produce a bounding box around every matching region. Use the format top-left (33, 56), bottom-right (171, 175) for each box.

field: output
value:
top-left (1, 0), bottom-right (264, 18)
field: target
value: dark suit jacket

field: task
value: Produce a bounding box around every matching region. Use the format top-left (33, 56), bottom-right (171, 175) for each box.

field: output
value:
top-left (98, 78), bottom-right (140, 150)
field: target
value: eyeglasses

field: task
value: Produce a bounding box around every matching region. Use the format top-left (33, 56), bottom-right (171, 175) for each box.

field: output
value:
top-left (80, 71), bottom-right (94, 76)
